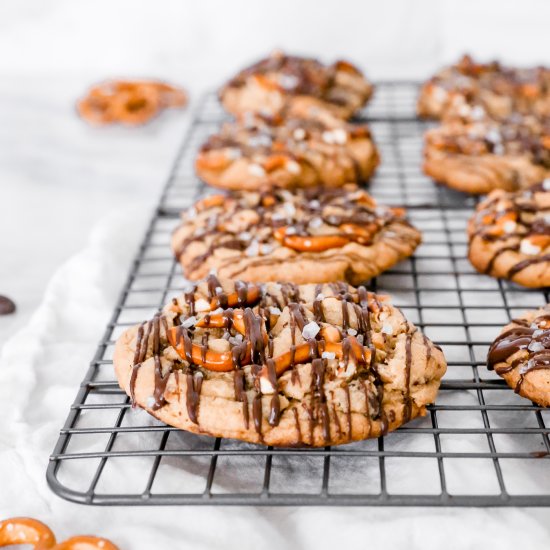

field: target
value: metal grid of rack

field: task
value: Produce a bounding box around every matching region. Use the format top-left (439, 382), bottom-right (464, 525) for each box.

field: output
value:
top-left (47, 82), bottom-right (550, 506)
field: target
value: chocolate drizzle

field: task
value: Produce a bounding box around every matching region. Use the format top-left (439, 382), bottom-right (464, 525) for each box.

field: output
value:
top-left (487, 311), bottom-right (550, 396)
top-left (221, 51), bottom-right (370, 115)
top-left (127, 278), bottom-right (436, 445)
top-left (469, 183), bottom-right (550, 281)
top-left (175, 185), bottom-right (416, 281)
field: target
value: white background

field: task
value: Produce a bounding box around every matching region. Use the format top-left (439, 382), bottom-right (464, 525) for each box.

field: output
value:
top-left (1, 1), bottom-right (550, 547)
top-left (1, 0), bottom-right (550, 341)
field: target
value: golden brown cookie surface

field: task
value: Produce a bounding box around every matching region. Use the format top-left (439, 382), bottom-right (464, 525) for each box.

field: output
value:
top-left (172, 185), bottom-right (421, 285)
top-left (467, 182), bottom-right (550, 287)
top-left (424, 116), bottom-right (550, 194)
top-left (114, 277), bottom-right (447, 446)
top-left (487, 305), bottom-right (550, 407)
top-left (220, 51), bottom-right (373, 119)
top-left (418, 54), bottom-right (550, 121)
top-left (196, 106), bottom-right (379, 190)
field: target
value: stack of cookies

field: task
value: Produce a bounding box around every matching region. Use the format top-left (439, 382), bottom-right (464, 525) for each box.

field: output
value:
top-left (113, 52), bottom-right (449, 446)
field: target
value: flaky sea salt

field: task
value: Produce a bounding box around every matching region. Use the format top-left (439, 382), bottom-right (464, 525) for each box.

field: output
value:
top-left (520, 239), bottom-right (540, 256)
top-left (543, 178), bottom-right (550, 191)
top-left (485, 128), bottom-right (501, 144)
top-left (283, 202), bottom-right (296, 217)
top-left (195, 299), bottom-right (211, 312)
top-left (286, 160), bottom-right (301, 174)
top-left (315, 293), bottom-right (325, 301)
top-left (528, 341), bottom-right (545, 352)
top-left (278, 74), bottom-right (299, 90)
top-left (181, 316), bottom-right (197, 328)
top-left (226, 147), bottom-right (241, 160)
top-left (293, 128), bottom-right (306, 141)
top-left (347, 328), bottom-right (358, 336)
top-left (302, 321), bottom-right (320, 340)
top-left (503, 221), bottom-right (517, 234)
top-left (248, 134), bottom-right (272, 148)
top-left (322, 351), bottom-right (336, 360)
top-left (146, 396), bottom-right (156, 409)
top-left (381, 323), bottom-right (393, 335)
top-left (245, 240), bottom-right (260, 257)
top-left (260, 243), bottom-right (273, 255)
top-left (228, 334), bottom-right (244, 346)
top-left (248, 164), bottom-right (266, 177)
top-left (269, 306), bottom-right (282, 315)
top-left (470, 105), bottom-right (486, 121)
top-left (309, 216), bottom-right (323, 229)
top-left (322, 129), bottom-right (347, 145)
top-left (238, 231), bottom-right (252, 241)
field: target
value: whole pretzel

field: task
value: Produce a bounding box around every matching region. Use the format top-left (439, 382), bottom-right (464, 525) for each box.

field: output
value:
top-left (78, 79), bottom-right (187, 126)
top-left (0, 517), bottom-right (118, 550)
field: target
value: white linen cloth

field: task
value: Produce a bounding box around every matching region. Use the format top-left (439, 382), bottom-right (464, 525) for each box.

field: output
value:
top-left (0, 206), bottom-right (549, 549)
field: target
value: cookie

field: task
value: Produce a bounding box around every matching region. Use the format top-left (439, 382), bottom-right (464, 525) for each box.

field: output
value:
top-left (467, 182), bottom-right (550, 287)
top-left (423, 116), bottom-right (550, 194)
top-left (195, 105), bottom-right (379, 190)
top-left (487, 305), bottom-right (550, 407)
top-left (171, 185), bottom-right (421, 285)
top-left (220, 50), bottom-right (373, 119)
top-left (418, 54), bottom-right (550, 121)
top-left (114, 276), bottom-right (447, 446)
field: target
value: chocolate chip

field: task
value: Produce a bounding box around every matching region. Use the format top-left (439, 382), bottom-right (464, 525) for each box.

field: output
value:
top-left (0, 295), bottom-right (16, 315)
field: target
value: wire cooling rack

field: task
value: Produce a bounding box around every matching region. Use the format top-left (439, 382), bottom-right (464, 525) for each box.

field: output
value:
top-left (47, 82), bottom-right (550, 506)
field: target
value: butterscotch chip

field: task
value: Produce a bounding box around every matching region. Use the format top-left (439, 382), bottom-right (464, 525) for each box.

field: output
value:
top-left (220, 51), bottom-right (373, 119)
top-left (487, 305), bottom-right (550, 407)
top-left (418, 54), bottom-right (550, 121)
top-left (467, 182), bottom-right (550, 287)
top-left (171, 185), bottom-right (421, 285)
top-left (113, 276), bottom-right (447, 446)
top-left (423, 116), bottom-right (550, 195)
top-left (196, 105), bottom-right (379, 190)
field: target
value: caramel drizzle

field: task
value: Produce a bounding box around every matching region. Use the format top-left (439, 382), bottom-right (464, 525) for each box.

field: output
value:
top-left (176, 186), bottom-right (412, 276)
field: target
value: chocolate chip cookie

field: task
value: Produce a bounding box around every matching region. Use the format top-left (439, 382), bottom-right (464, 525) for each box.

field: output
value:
top-left (114, 276), bottom-right (447, 446)
top-left (172, 185), bottom-right (421, 285)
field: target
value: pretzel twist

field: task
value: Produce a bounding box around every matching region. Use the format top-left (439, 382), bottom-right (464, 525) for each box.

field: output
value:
top-left (78, 79), bottom-right (187, 126)
top-left (0, 517), bottom-right (118, 550)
